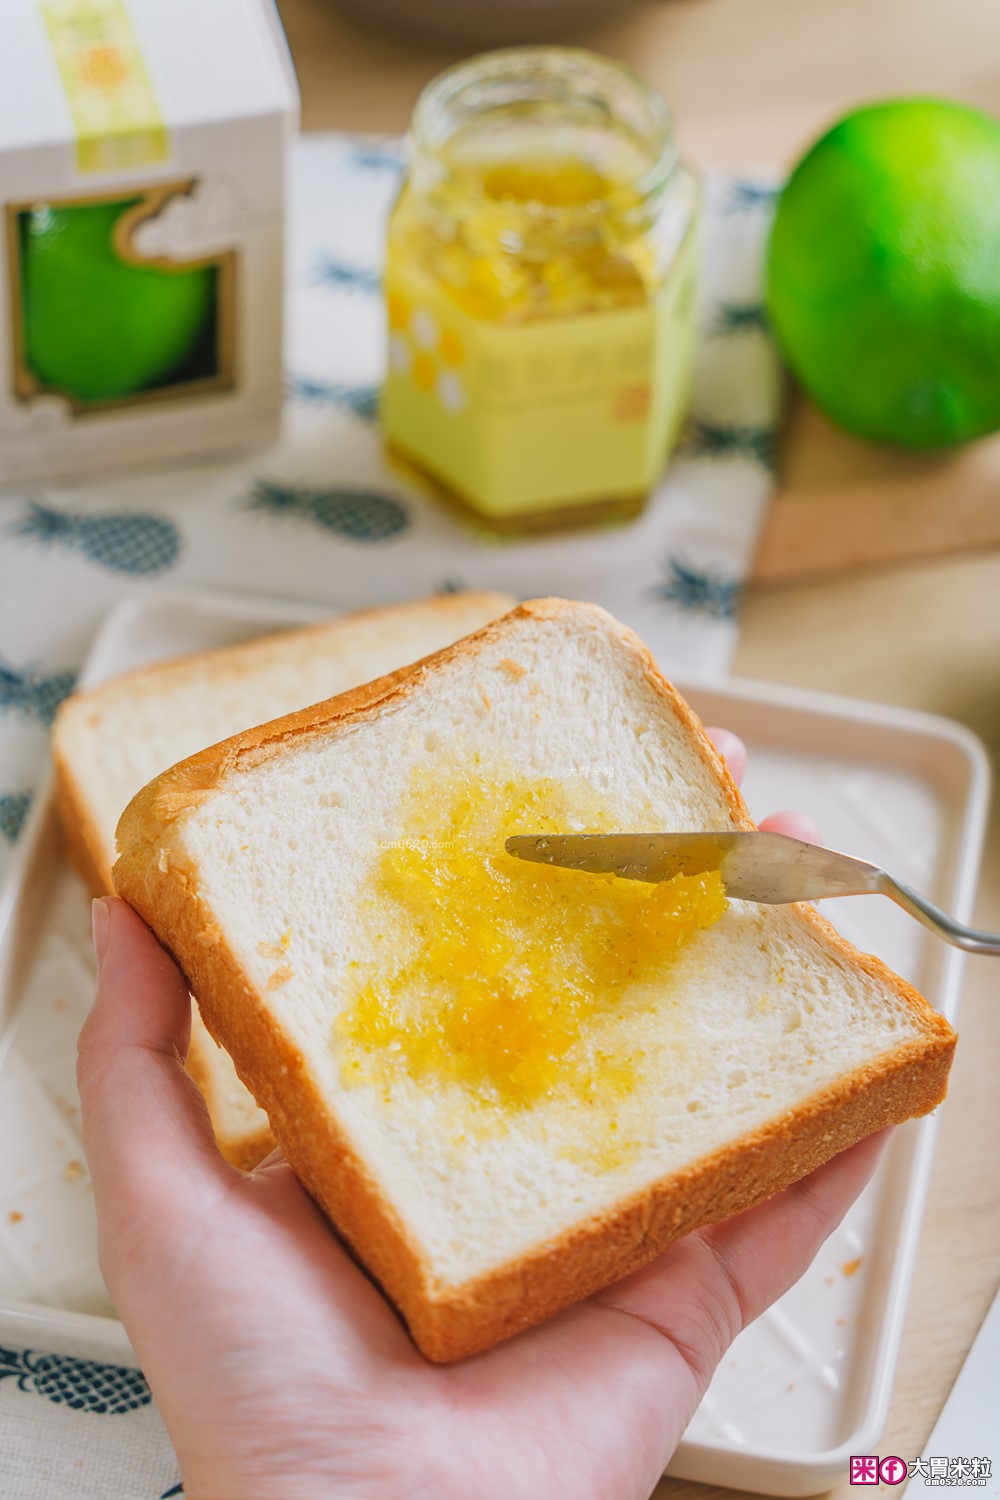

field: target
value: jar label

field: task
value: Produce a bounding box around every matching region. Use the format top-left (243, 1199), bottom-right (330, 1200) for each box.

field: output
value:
top-left (39, 0), bottom-right (170, 174)
top-left (382, 224), bottom-right (698, 520)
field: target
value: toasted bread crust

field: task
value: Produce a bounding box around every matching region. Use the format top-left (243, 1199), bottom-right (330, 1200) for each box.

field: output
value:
top-left (54, 709), bottom-right (280, 1170)
top-left (110, 599), bottom-right (748, 831)
top-left (55, 590), bottom-right (516, 733)
top-left (54, 747), bottom-right (117, 896)
top-left (113, 598), bottom-right (957, 1361)
top-left (182, 1031), bottom-right (276, 1172)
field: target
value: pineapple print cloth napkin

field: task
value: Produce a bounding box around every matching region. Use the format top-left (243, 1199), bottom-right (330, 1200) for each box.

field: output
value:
top-left (0, 135), bottom-right (781, 1498)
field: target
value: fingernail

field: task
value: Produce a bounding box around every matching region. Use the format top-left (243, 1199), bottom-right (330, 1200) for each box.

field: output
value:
top-left (92, 898), bottom-right (110, 968)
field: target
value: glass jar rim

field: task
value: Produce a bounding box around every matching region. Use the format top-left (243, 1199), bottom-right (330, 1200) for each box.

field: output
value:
top-left (408, 46), bottom-right (678, 214)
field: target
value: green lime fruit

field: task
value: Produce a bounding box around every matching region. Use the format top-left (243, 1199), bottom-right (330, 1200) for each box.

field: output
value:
top-left (21, 198), bottom-right (215, 403)
top-left (767, 98), bottom-right (1000, 448)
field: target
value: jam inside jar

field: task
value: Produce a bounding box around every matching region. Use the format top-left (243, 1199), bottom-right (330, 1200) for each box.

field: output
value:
top-left (382, 47), bottom-right (700, 531)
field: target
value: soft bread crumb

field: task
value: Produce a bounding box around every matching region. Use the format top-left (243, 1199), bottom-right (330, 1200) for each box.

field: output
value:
top-left (257, 928), bottom-right (292, 959)
top-left (478, 684), bottom-right (492, 710)
top-left (267, 964), bottom-right (294, 989)
top-left (499, 658), bottom-right (527, 678)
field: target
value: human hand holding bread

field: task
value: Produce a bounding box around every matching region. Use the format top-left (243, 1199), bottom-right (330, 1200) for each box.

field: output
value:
top-left (66, 597), bottom-right (953, 1497)
top-left (81, 734), bottom-right (886, 1500)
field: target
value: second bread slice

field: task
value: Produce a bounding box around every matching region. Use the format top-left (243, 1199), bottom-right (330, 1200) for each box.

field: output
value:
top-left (55, 590), bottom-right (514, 1166)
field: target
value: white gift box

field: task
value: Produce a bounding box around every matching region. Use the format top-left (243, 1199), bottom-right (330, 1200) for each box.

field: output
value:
top-left (0, 0), bottom-right (298, 483)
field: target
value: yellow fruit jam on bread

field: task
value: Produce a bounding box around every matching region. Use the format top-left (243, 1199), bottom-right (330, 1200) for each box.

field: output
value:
top-left (336, 765), bottom-right (727, 1142)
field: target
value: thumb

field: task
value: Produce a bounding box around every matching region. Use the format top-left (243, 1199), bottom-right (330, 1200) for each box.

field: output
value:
top-left (78, 897), bottom-right (233, 1220)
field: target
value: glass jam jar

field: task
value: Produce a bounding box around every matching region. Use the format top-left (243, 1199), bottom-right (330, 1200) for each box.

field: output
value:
top-left (381, 47), bottom-right (699, 531)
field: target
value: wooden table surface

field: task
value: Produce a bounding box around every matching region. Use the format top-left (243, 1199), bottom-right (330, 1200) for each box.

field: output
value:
top-left (277, 3), bottom-right (1000, 1491)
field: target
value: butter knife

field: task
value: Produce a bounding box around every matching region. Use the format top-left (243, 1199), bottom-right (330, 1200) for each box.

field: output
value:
top-left (504, 831), bottom-right (1000, 954)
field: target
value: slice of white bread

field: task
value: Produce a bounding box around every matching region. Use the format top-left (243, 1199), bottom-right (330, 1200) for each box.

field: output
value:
top-left (53, 591), bottom-right (515, 1168)
top-left (113, 599), bottom-right (956, 1361)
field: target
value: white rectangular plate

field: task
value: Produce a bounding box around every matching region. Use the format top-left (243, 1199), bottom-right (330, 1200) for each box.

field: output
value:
top-left (0, 589), bottom-right (989, 1495)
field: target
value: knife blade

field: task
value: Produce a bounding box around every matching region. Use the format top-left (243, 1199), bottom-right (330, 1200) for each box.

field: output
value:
top-left (502, 831), bottom-right (883, 904)
top-left (504, 831), bottom-right (1000, 952)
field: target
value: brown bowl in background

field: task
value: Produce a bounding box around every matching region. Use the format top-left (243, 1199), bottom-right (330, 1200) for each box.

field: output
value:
top-left (331, 0), bottom-right (638, 48)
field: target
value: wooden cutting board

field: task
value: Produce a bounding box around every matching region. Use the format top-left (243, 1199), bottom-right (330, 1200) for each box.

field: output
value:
top-left (751, 390), bottom-right (1000, 584)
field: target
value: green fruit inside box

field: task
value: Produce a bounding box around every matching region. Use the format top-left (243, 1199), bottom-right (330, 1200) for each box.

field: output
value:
top-left (19, 197), bottom-right (218, 404)
top-left (0, 0), bottom-right (297, 485)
